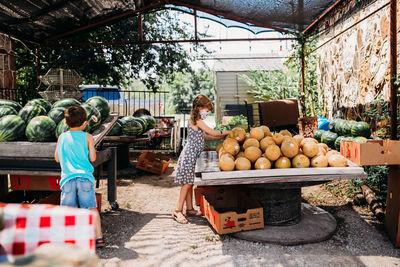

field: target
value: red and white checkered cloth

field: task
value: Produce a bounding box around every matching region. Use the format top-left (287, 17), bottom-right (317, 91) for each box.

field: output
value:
top-left (0, 203), bottom-right (95, 262)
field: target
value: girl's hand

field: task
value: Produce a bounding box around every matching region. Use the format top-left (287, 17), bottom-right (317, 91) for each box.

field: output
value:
top-left (221, 131), bottom-right (230, 139)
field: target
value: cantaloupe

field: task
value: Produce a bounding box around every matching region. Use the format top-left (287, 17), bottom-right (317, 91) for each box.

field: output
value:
top-left (230, 127), bottom-right (246, 142)
top-left (218, 148), bottom-right (228, 158)
top-left (244, 146), bottom-right (262, 163)
top-left (272, 133), bottom-right (284, 145)
top-left (302, 142), bottom-right (319, 158)
top-left (244, 133), bottom-right (251, 141)
top-left (281, 140), bottom-right (299, 158)
top-left (275, 156), bottom-right (291, 168)
top-left (317, 146), bottom-right (327, 156)
top-left (255, 157), bottom-right (271, 169)
top-left (311, 155), bottom-right (329, 167)
top-left (216, 143), bottom-right (223, 153)
top-left (279, 129), bottom-right (292, 137)
top-left (250, 127), bottom-right (265, 141)
top-left (223, 138), bottom-right (240, 155)
top-left (235, 157), bottom-right (252, 170)
top-left (220, 153), bottom-right (235, 161)
top-left (326, 150), bottom-right (340, 159)
top-left (282, 136), bottom-right (295, 143)
top-left (300, 137), bottom-right (318, 148)
top-left (264, 145), bottom-right (281, 161)
top-left (219, 156), bottom-right (235, 171)
top-left (292, 154), bottom-right (310, 168)
top-left (243, 138), bottom-right (260, 149)
top-left (293, 135), bottom-right (304, 146)
top-left (318, 143), bottom-right (328, 151)
top-left (260, 136), bottom-right (275, 151)
top-left (328, 154), bottom-right (347, 167)
top-left (260, 125), bottom-right (272, 137)
top-left (236, 151), bottom-right (245, 159)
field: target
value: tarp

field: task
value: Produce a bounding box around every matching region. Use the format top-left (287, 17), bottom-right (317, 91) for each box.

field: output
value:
top-left (0, 0), bottom-right (337, 43)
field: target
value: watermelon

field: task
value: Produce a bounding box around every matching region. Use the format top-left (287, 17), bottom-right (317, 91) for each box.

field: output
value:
top-left (351, 121), bottom-right (371, 138)
top-left (18, 105), bottom-right (47, 122)
top-left (107, 119), bottom-right (122, 136)
top-left (0, 115), bottom-right (26, 142)
top-left (0, 99), bottom-right (23, 112)
top-left (334, 136), bottom-right (346, 151)
top-left (47, 107), bottom-right (66, 125)
top-left (354, 136), bottom-right (368, 143)
top-left (52, 98), bottom-right (81, 109)
top-left (141, 115), bottom-right (156, 130)
top-left (120, 116), bottom-right (143, 136)
top-left (134, 117), bottom-right (147, 133)
top-left (56, 119), bottom-right (70, 138)
top-left (329, 119), bottom-right (340, 132)
top-left (86, 96), bottom-right (110, 121)
top-left (334, 119), bottom-right (344, 135)
top-left (0, 106), bottom-right (17, 118)
top-left (81, 103), bottom-right (101, 133)
top-left (340, 120), bottom-right (352, 136)
top-left (321, 131), bottom-right (338, 149)
top-left (313, 130), bottom-right (326, 142)
top-left (26, 98), bottom-right (52, 112)
top-left (26, 116), bottom-right (56, 142)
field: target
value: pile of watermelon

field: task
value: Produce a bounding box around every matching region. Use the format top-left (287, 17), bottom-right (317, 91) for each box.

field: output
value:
top-left (107, 114), bottom-right (156, 137)
top-left (0, 96), bottom-right (110, 142)
top-left (313, 119), bottom-right (371, 150)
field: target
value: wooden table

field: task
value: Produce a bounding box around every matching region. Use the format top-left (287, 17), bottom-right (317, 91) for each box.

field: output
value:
top-left (0, 113), bottom-right (120, 210)
top-left (195, 151), bottom-right (367, 245)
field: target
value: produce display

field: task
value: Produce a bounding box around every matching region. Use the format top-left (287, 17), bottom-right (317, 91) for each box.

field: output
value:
top-left (314, 118), bottom-right (371, 150)
top-left (0, 96), bottom-right (111, 142)
top-left (217, 126), bottom-right (349, 171)
top-left (107, 114), bottom-right (157, 137)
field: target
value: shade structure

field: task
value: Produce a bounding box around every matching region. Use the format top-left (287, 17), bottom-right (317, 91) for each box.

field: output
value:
top-left (0, 0), bottom-right (337, 43)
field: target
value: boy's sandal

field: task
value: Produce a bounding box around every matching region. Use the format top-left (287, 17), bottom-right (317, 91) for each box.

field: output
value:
top-left (96, 238), bottom-right (105, 248)
top-left (186, 209), bottom-right (202, 216)
top-left (173, 210), bottom-right (188, 224)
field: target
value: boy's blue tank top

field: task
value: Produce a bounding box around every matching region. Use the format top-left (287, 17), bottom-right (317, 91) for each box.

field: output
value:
top-left (58, 131), bottom-right (94, 188)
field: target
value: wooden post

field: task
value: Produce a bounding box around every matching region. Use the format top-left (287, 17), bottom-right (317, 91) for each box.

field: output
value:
top-left (300, 41), bottom-right (306, 117)
top-left (59, 68), bottom-right (63, 97)
top-left (385, 0), bottom-right (399, 247)
top-left (0, 175), bottom-right (8, 197)
top-left (36, 47), bottom-right (41, 87)
top-left (107, 147), bottom-right (118, 209)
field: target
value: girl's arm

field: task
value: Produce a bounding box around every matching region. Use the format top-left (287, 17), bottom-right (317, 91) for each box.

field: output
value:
top-left (86, 134), bottom-right (97, 162)
top-left (197, 119), bottom-right (229, 137)
top-left (54, 137), bottom-right (60, 163)
top-left (204, 133), bottom-right (224, 141)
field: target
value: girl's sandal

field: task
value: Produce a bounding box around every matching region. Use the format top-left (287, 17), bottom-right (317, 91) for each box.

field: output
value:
top-left (186, 209), bottom-right (202, 216)
top-left (96, 238), bottom-right (105, 248)
top-left (173, 210), bottom-right (188, 224)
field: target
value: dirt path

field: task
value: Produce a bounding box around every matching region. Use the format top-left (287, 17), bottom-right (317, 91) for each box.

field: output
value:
top-left (96, 160), bottom-right (400, 266)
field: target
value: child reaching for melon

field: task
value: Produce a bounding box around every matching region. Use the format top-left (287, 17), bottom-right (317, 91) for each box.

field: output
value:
top-left (218, 127), bottom-right (348, 171)
top-left (173, 95), bottom-right (230, 224)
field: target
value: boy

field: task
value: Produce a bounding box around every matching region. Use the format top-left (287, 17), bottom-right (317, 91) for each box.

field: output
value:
top-left (54, 105), bottom-right (104, 248)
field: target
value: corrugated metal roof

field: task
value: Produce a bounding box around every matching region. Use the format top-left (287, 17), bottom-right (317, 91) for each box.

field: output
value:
top-left (212, 54), bottom-right (284, 72)
top-left (0, 0), bottom-right (338, 43)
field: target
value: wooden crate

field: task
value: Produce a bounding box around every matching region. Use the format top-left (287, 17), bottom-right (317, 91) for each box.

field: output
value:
top-left (136, 152), bottom-right (170, 175)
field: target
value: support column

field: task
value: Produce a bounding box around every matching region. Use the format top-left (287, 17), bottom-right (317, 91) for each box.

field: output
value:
top-left (0, 33), bottom-right (17, 99)
top-left (300, 41), bottom-right (306, 117)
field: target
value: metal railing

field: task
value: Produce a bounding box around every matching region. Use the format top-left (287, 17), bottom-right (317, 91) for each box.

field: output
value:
top-left (0, 88), bottom-right (169, 117)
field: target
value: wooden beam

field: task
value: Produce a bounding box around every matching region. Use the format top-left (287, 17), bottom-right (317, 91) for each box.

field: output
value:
top-left (390, 0), bottom-right (397, 140)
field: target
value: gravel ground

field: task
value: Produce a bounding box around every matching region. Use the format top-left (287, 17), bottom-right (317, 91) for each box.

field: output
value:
top-left (95, 159), bottom-right (400, 267)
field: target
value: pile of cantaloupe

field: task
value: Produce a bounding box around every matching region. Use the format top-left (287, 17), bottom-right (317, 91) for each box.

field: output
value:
top-left (217, 126), bottom-right (348, 171)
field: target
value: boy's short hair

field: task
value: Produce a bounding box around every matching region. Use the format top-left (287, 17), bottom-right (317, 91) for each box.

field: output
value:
top-left (65, 106), bottom-right (87, 128)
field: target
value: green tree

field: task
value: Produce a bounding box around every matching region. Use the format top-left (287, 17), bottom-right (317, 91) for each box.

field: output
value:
top-left (15, 10), bottom-right (210, 92)
top-left (167, 69), bottom-right (215, 113)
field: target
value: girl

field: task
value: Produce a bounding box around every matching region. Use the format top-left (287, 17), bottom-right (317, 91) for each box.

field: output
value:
top-left (173, 95), bottom-right (229, 224)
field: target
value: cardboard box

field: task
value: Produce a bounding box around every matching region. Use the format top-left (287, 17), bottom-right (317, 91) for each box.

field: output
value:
top-left (136, 152), bottom-right (170, 175)
top-left (259, 99), bottom-right (299, 128)
top-left (340, 139), bottom-right (400, 166)
top-left (10, 175), bottom-right (61, 191)
top-left (202, 191), bottom-right (264, 235)
top-left (194, 186), bottom-right (242, 212)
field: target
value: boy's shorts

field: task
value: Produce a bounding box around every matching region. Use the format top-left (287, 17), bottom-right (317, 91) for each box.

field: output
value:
top-left (60, 177), bottom-right (97, 209)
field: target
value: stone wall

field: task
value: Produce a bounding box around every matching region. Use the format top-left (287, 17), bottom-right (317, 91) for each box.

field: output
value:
top-left (0, 33), bottom-right (16, 99)
top-left (311, 0), bottom-right (397, 119)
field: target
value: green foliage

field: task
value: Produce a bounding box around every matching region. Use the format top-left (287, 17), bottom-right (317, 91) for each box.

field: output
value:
top-left (240, 69), bottom-right (299, 101)
top-left (166, 69), bottom-right (215, 113)
top-left (228, 115), bottom-right (248, 127)
top-left (351, 166), bottom-right (389, 206)
top-left (15, 10), bottom-right (210, 92)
